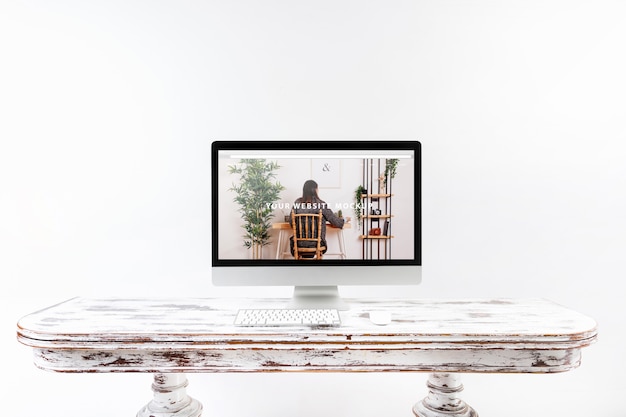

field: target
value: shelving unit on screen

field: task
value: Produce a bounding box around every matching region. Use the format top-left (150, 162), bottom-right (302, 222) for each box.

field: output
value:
top-left (359, 158), bottom-right (396, 260)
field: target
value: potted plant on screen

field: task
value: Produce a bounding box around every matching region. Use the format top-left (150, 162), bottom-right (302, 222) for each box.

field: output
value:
top-left (228, 159), bottom-right (285, 259)
top-left (382, 158), bottom-right (398, 189)
top-left (354, 185), bottom-right (367, 229)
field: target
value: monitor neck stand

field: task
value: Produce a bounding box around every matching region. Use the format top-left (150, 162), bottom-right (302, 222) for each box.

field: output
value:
top-left (288, 286), bottom-right (350, 311)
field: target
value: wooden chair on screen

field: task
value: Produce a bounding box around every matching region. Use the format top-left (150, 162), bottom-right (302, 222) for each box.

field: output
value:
top-left (291, 209), bottom-right (326, 260)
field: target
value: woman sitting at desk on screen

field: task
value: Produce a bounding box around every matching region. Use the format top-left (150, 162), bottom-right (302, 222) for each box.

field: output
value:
top-left (289, 179), bottom-right (348, 258)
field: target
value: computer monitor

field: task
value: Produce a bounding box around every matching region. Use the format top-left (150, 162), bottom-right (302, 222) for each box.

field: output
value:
top-left (211, 140), bottom-right (421, 309)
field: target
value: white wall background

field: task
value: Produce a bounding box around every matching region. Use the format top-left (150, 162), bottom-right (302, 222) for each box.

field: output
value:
top-left (1, 1), bottom-right (624, 416)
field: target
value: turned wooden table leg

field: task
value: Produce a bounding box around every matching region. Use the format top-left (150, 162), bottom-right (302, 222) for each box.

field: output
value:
top-left (413, 373), bottom-right (478, 417)
top-left (137, 373), bottom-right (203, 417)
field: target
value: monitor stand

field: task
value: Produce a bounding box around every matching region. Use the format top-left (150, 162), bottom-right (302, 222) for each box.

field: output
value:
top-left (288, 286), bottom-right (350, 311)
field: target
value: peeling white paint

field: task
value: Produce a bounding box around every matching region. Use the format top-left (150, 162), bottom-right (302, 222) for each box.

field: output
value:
top-left (17, 297), bottom-right (597, 416)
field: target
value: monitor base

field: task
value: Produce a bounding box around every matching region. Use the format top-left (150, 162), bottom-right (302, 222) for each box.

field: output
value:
top-left (288, 286), bottom-right (350, 310)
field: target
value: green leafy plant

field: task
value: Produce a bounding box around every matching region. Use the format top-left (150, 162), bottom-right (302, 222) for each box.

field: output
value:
top-left (383, 158), bottom-right (399, 188)
top-left (228, 159), bottom-right (285, 259)
top-left (354, 185), bottom-right (366, 229)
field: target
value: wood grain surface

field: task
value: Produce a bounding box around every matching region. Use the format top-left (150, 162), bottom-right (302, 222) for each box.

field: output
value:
top-left (17, 297), bottom-right (597, 374)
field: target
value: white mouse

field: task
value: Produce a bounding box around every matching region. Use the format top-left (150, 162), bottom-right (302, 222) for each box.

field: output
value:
top-left (369, 311), bottom-right (392, 326)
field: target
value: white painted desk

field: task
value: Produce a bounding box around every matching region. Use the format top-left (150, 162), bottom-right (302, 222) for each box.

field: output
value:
top-left (17, 297), bottom-right (597, 417)
top-left (273, 222), bottom-right (350, 259)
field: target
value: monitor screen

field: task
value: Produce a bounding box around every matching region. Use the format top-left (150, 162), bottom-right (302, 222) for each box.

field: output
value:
top-left (211, 140), bottom-right (421, 307)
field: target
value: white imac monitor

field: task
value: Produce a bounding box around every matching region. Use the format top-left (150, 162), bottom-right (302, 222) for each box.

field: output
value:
top-left (212, 140), bottom-right (421, 309)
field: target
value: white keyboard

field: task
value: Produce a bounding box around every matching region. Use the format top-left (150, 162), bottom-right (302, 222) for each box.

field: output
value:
top-left (234, 308), bottom-right (341, 327)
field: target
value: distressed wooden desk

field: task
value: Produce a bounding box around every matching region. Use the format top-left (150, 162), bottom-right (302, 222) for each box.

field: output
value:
top-left (17, 297), bottom-right (597, 417)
